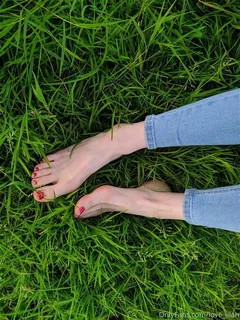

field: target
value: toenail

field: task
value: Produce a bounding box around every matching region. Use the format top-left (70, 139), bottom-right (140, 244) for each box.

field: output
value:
top-left (35, 167), bottom-right (39, 171)
top-left (79, 207), bottom-right (85, 215)
top-left (36, 191), bottom-right (44, 200)
top-left (51, 160), bottom-right (55, 162)
top-left (33, 172), bottom-right (37, 178)
top-left (33, 180), bottom-right (37, 185)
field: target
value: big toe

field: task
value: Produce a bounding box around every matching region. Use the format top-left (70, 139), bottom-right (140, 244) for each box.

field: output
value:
top-left (33, 185), bottom-right (61, 202)
top-left (74, 185), bottom-right (112, 219)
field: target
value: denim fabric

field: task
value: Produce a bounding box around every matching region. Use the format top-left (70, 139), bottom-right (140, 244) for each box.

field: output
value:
top-left (184, 186), bottom-right (240, 232)
top-left (145, 88), bottom-right (240, 148)
top-left (144, 89), bottom-right (240, 232)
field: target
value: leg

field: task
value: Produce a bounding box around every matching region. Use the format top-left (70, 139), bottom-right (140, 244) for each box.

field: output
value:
top-left (145, 88), bottom-right (240, 148)
top-left (75, 181), bottom-right (240, 233)
top-left (73, 88), bottom-right (240, 232)
top-left (184, 185), bottom-right (240, 232)
top-left (32, 88), bottom-right (240, 202)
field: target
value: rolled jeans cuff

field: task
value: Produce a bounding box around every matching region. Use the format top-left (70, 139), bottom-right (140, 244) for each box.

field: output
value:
top-left (144, 115), bottom-right (156, 149)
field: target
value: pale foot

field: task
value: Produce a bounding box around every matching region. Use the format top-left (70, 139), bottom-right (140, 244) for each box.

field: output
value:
top-left (74, 180), bottom-right (185, 221)
top-left (32, 122), bottom-right (146, 202)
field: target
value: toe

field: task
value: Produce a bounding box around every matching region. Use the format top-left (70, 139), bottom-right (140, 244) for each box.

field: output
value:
top-left (32, 168), bottom-right (52, 179)
top-left (33, 184), bottom-right (61, 202)
top-left (40, 149), bottom-right (69, 163)
top-left (40, 154), bottom-right (58, 163)
top-left (34, 157), bottom-right (66, 171)
top-left (32, 175), bottom-right (57, 188)
top-left (34, 161), bottom-right (55, 171)
top-left (33, 187), bottom-right (55, 202)
top-left (74, 194), bottom-right (92, 218)
top-left (74, 185), bottom-right (112, 219)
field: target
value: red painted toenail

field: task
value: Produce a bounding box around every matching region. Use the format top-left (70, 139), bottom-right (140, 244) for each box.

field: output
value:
top-left (36, 191), bottom-right (44, 200)
top-left (33, 172), bottom-right (37, 178)
top-left (35, 167), bottom-right (39, 171)
top-left (33, 180), bottom-right (37, 185)
top-left (79, 207), bottom-right (85, 215)
top-left (51, 160), bottom-right (55, 162)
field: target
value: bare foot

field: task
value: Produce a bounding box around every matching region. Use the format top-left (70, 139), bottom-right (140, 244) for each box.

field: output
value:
top-left (32, 122), bottom-right (146, 202)
top-left (74, 180), bottom-right (185, 221)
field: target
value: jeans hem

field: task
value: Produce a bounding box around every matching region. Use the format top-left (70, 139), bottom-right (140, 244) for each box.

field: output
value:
top-left (144, 115), bottom-right (156, 149)
top-left (183, 189), bottom-right (194, 224)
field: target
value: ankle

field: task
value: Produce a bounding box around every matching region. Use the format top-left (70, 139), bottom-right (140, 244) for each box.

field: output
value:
top-left (154, 192), bottom-right (185, 220)
top-left (105, 122), bottom-right (147, 156)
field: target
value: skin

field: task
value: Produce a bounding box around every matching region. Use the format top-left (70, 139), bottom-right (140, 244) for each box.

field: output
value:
top-left (32, 122), bottom-right (185, 221)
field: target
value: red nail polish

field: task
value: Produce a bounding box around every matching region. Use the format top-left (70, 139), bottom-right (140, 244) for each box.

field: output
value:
top-left (51, 160), bottom-right (55, 162)
top-left (79, 207), bottom-right (85, 215)
top-left (35, 167), bottom-right (39, 171)
top-left (33, 172), bottom-right (37, 178)
top-left (33, 180), bottom-right (37, 185)
top-left (36, 191), bottom-right (44, 200)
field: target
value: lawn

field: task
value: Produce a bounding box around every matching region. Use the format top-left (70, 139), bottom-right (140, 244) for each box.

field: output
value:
top-left (0, 0), bottom-right (240, 319)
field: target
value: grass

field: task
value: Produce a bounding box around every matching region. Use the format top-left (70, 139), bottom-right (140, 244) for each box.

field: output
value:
top-left (0, 0), bottom-right (240, 319)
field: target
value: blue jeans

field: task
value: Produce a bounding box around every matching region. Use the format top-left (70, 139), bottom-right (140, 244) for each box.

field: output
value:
top-left (144, 89), bottom-right (240, 232)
